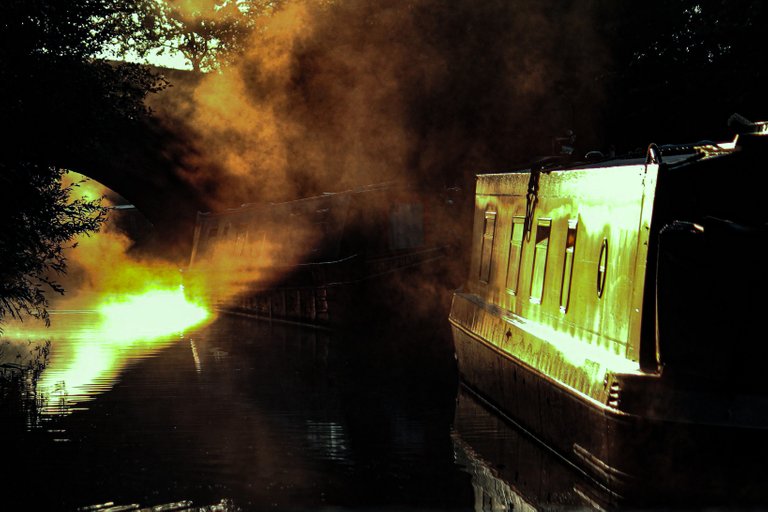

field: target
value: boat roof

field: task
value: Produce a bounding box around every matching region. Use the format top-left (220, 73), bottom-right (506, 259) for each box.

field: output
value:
top-left (477, 138), bottom-right (738, 179)
top-left (197, 180), bottom-right (404, 218)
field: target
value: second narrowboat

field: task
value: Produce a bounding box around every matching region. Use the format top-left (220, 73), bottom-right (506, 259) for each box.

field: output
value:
top-left (188, 182), bottom-right (457, 329)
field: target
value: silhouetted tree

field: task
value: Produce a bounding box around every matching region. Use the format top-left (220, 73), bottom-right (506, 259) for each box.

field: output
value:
top-left (0, 166), bottom-right (107, 327)
top-left (598, 0), bottom-right (768, 147)
top-left (0, 0), bottom-right (163, 327)
top-left (144, 0), bottom-right (284, 72)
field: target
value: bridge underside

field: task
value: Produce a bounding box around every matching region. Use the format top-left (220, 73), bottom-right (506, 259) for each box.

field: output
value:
top-left (63, 114), bottom-right (209, 261)
top-left (4, 65), bottom-right (221, 262)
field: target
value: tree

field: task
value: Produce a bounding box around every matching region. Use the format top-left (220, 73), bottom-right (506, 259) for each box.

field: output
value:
top-left (145, 0), bottom-right (284, 72)
top-left (0, 0), bottom-right (163, 328)
top-left (0, 166), bottom-right (106, 327)
top-left (597, 0), bottom-right (768, 147)
top-left (0, 0), bottom-right (168, 163)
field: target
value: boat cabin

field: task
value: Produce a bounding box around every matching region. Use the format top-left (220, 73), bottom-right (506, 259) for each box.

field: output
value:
top-left (450, 125), bottom-right (768, 496)
top-left (187, 182), bottom-right (454, 327)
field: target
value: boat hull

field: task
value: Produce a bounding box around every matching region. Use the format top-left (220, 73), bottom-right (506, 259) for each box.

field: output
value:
top-left (453, 386), bottom-right (620, 509)
top-left (220, 246), bottom-right (449, 330)
top-left (452, 320), bottom-right (768, 506)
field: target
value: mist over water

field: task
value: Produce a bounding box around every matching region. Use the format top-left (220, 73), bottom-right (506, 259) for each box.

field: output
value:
top-left (134, 0), bottom-right (609, 310)
top-left (35, 1), bottom-right (608, 324)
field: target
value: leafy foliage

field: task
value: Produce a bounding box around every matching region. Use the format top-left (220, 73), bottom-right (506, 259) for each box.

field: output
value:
top-left (598, 0), bottom-right (768, 145)
top-left (143, 0), bottom-right (284, 72)
top-left (0, 1), bottom-right (168, 163)
top-left (0, 0), bottom-right (160, 61)
top-left (0, 1), bottom-right (161, 326)
top-left (0, 166), bottom-right (107, 326)
top-left (0, 339), bottom-right (50, 430)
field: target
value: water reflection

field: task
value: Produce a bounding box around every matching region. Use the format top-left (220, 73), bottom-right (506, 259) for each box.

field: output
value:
top-left (7, 304), bottom-right (768, 509)
top-left (306, 420), bottom-right (350, 462)
top-left (452, 386), bottom-right (613, 510)
top-left (2, 287), bottom-right (210, 417)
top-left (453, 384), bottom-right (768, 509)
top-left (4, 313), bottom-right (469, 510)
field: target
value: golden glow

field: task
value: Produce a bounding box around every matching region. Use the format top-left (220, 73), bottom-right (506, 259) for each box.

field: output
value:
top-left (61, 171), bottom-right (106, 203)
top-left (0, 173), bottom-right (218, 418)
top-left (7, 287), bottom-right (212, 417)
top-left (96, 286), bottom-right (209, 343)
top-left (502, 312), bottom-right (639, 385)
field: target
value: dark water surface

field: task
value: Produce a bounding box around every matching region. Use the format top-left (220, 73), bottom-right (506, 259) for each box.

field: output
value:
top-left (7, 310), bottom-right (764, 510)
top-left (5, 312), bottom-right (490, 510)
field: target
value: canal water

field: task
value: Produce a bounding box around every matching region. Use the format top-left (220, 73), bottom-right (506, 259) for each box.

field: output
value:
top-left (1, 311), bottom-right (487, 511)
top-left (5, 309), bottom-right (767, 510)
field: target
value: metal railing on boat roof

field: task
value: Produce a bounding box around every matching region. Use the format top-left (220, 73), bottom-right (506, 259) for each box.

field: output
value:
top-left (195, 180), bottom-right (407, 216)
top-left (477, 137), bottom-right (740, 177)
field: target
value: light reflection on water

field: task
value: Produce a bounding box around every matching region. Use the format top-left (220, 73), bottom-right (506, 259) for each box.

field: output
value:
top-left (3, 287), bottom-right (211, 417)
top-left (3, 312), bottom-right (470, 510)
top-left (35, 313), bottom-right (185, 417)
top-left (7, 305), bottom-right (765, 510)
top-left (452, 386), bottom-right (604, 510)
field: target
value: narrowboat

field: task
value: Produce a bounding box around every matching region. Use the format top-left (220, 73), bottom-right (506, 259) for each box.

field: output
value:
top-left (449, 121), bottom-right (768, 501)
top-left (188, 182), bottom-right (455, 329)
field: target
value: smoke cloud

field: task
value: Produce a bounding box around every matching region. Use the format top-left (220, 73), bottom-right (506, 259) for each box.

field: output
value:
top-left (40, 1), bottom-right (607, 322)
top-left (45, 175), bottom-right (187, 310)
top-left (138, 0), bottom-right (608, 317)
top-left (154, 1), bottom-right (604, 208)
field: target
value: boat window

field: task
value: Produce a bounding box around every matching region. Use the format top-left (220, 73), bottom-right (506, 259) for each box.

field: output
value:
top-left (506, 216), bottom-right (526, 294)
top-left (560, 219), bottom-right (578, 312)
top-left (597, 237), bottom-right (608, 298)
top-left (390, 202), bottom-right (424, 250)
top-left (530, 219), bottom-right (552, 303)
top-left (479, 210), bottom-right (497, 283)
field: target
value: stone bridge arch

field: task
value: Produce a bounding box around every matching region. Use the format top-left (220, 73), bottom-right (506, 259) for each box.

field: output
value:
top-left (58, 114), bottom-right (210, 261)
top-left (50, 68), bottom-right (218, 261)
